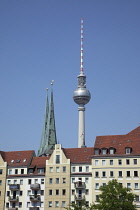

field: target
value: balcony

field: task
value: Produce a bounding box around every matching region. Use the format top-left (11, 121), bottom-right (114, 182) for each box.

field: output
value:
top-left (30, 183), bottom-right (40, 190)
top-left (29, 208), bottom-right (40, 210)
top-left (74, 181), bottom-right (86, 189)
top-left (8, 208), bottom-right (18, 210)
top-left (9, 196), bottom-right (19, 202)
top-left (9, 184), bottom-right (20, 191)
top-left (75, 194), bottom-right (85, 201)
top-left (30, 195), bottom-right (41, 202)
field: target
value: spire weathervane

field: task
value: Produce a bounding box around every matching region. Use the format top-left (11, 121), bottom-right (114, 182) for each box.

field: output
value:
top-left (73, 18), bottom-right (91, 148)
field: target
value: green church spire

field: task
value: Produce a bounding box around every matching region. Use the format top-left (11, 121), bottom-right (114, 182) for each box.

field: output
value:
top-left (37, 84), bottom-right (57, 156)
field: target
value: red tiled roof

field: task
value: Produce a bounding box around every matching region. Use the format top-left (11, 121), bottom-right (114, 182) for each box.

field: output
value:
top-left (1, 150), bottom-right (35, 166)
top-left (63, 147), bottom-right (94, 164)
top-left (30, 156), bottom-right (50, 168)
top-left (94, 126), bottom-right (140, 156)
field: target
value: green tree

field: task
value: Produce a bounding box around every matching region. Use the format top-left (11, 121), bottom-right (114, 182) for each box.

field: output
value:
top-left (65, 200), bottom-right (94, 210)
top-left (93, 179), bottom-right (137, 210)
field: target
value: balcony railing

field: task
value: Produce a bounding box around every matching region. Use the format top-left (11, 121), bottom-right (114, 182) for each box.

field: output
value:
top-left (74, 182), bottom-right (86, 189)
top-left (8, 208), bottom-right (18, 210)
top-left (30, 195), bottom-right (41, 202)
top-left (75, 194), bottom-right (85, 201)
top-left (29, 208), bottom-right (40, 210)
top-left (30, 183), bottom-right (40, 190)
top-left (8, 196), bottom-right (19, 202)
top-left (9, 184), bottom-right (20, 191)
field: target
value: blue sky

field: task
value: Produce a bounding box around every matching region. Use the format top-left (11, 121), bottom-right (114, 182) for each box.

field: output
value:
top-left (0, 0), bottom-right (140, 153)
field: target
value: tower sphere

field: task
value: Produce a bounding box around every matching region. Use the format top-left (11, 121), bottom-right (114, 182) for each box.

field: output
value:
top-left (73, 87), bottom-right (91, 105)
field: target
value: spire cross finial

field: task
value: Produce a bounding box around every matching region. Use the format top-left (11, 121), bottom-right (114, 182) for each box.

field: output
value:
top-left (80, 18), bottom-right (84, 73)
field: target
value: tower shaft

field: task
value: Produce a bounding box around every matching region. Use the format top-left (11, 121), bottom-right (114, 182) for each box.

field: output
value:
top-left (78, 105), bottom-right (85, 147)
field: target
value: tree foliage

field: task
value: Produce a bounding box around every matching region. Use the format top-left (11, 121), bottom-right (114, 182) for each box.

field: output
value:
top-left (93, 179), bottom-right (137, 210)
top-left (65, 200), bottom-right (94, 210)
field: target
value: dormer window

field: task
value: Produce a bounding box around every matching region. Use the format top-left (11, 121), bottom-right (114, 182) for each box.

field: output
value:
top-left (102, 148), bottom-right (107, 155)
top-left (94, 148), bottom-right (100, 155)
top-left (37, 168), bottom-right (45, 174)
top-left (125, 147), bottom-right (132, 154)
top-left (109, 147), bottom-right (115, 155)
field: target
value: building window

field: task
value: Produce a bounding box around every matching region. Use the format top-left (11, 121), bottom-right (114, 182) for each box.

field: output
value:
top-left (109, 148), bottom-right (115, 154)
top-left (72, 189), bottom-right (75, 195)
top-left (86, 201), bottom-right (89, 207)
top-left (56, 178), bottom-right (59, 184)
top-left (135, 195), bottom-right (139, 201)
top-left (48, 201), bottom-right (52, 207)
top-left (6, 203), bottom-right (9, 208)
top-left (102, 171), bottom-right (106, 177)
top-left (72, 167), bottom-right (75, 172)
top-left (63, 166), bottom-right (66, 172)
top-left (28, 179), bottom-right (31, 185)
top-left (40, 202), bottom-right (44, 207)
top-left (126, 171), bottom-right (131, 177)
top-left (35, 179), bottom-right (38, 184)
top-left (134, 183), bottom-right (139, 189)
top-left (86, 166), bottom-right (89, 172)
top-left (49, 178), bottom-right (53, 184)
top-left (95, 195), bottom-right (99, 201)
top-left (126, 159), bottom-right (130, 165)
top-left (56, 167), bottom-right (60, 173)
top-left (41, 190), bottom-right (44, 195)
top-left (14, 180), bottom-right (17, 184)
top-left (72, 178), bottom-right (75, 183)
top-left (118, 171), bottom-right (122, 177)
top-left (118, 159), bottom-right (122, 165)
top-left (62, 178), bottom-right (66, 184)
top-left (127, 183), bottom-right (131, 188)
top-left (95, 183), bottom-right (99, 189)
top-left (49, 190), bottom-right (52, 195)
top-left (9, 169), bottom-right (12, 175)
top-left (0, 180), bottom-right (3, 185)
top-left (41, 179), bottom-right (44, 184)
top-left (14, 169), bottom-right (18, 174)
top-left (62, 189), bottom-right (66, 195)
top-left (7, 191), bottom-right (10, 196)
top-left (20, 180), bottom-right (23, 185)
top-left (20, 191), bottom-right (22, 196)
top-left (7, 180), bottom-right (11, 185)
top-left (62, 201), bottom-right (66, 207)
top-left (28, 168), bottom-right (34, 174)
top-left (102, 160), bottom-right (106, 166)
top-left (38, 168), bottom-right (45, 173)
top-left (56, 189), bottom-right (59, 195)
top-left (21, 169), bottom-right (24, 174)
top-left (102, 148), bottom-right (107, 155)
top-left (79, 166), bottom-right (82, 172)
top-left (27, 190), bottom-right (31, 196)
top-left (56, 155), bottom-right (60, 164)
top-left (0, 169), bottom-right (2, 174)
top-left (95, 160), bottom-right (99, 166)
top-left (110, 160), bottom-right (113, 165)
top-left (133, 159), bottom-right (137, 165)
top-left (55, 201), bottom-right (59, 207)
top-left (110, 171), bottom-right (114, 177)
top-left (95, 171), bottom-right (99, 178)
top-left (27, 202), bottom-right (30, 207)
top-left (94, 149), bottom-right (100, 155)
top-left (86, 189), bottom-right (89, 195)
top-left (85, 178), bottom-right (89, 183)
top-left (19, 202), bottom-right (22, 207)
top-left (102, 183), bottom-right (106, 187)
top-left (49, 167), bottom-right (53, 172)
top-left (134, 171), bottom-right (138, 177)
top-left (125, 147), bottom-right (131, 154)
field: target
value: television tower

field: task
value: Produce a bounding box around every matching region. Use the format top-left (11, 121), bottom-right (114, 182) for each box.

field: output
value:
top-left (73, 18), bottom-right (91, 148)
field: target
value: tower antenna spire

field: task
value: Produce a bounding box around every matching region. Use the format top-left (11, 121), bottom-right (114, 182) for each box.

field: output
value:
top-left (80, 18), bottom-right (84, 74)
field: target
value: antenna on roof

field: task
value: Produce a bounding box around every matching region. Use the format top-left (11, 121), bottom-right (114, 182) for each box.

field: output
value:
top-left (80, 18), bottom-right (84, 74)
